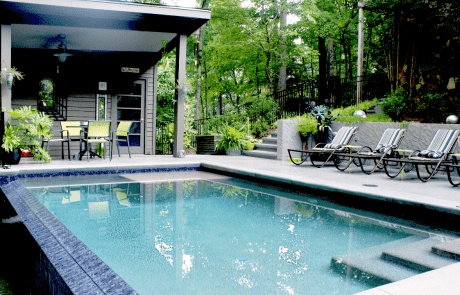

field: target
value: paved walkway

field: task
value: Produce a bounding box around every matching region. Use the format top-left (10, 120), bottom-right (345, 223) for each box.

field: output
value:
top-left (2, 154), bottom-right (460, 295)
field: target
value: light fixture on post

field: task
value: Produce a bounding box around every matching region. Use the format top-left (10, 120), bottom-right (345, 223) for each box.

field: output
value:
top-left (53, 34), bottom-right (72, 63)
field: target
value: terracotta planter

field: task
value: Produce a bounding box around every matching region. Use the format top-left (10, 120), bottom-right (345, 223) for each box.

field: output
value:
top-left (2, 148), bottom-right (22, 165)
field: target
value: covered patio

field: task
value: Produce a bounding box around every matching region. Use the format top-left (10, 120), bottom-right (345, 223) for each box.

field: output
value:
top-left (0, 0), bottom-right (210, 159)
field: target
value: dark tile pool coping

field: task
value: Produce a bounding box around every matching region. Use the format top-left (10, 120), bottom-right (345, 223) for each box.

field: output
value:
top-left (0, 165), bottom-right (200, 294)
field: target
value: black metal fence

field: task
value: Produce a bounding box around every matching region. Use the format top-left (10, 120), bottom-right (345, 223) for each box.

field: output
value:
top-left (337, 74), bottom-right (390, 107)
top-left (274, 80), bottom-right (318, 118)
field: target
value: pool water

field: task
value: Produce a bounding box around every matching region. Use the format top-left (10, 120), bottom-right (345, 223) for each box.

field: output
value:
top-left (28, 176), bottom-right (421, 295)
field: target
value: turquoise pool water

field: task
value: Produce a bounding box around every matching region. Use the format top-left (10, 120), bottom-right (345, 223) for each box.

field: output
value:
top-left (28, 176), bottom-right (420, 295)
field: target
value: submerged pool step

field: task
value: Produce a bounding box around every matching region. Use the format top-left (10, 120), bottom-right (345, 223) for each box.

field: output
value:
top-left (381, 238), bottom-right (458, 272)
top-left (331, 236), bottom-right (424, 285)
top-left (432, 239), bottom-right (460, 261)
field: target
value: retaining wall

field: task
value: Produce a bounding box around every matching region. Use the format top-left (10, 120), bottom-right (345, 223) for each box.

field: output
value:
top-left (277, 120), bottom-right (460, 161)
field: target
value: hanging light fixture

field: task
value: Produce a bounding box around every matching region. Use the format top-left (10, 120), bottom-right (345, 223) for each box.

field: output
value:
top-left (53, 34), bottom-right (72, 63)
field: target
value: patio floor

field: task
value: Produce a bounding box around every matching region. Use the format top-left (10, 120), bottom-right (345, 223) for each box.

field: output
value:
top-left (1, 154), bottom-right (460, 295)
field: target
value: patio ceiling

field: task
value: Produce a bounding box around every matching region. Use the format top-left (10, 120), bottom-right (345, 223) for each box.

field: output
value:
top-left (0, 0), bottom-right (211, 53)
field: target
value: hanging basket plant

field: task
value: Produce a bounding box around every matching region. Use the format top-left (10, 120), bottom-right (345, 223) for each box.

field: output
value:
top-left (1, 67), bottom-right (24, 90)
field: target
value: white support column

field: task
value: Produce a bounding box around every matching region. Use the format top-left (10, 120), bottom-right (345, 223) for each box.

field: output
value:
top-left (173, 34), bottom-right (187, 158)
top-left (1, 25), bottom-right (12, 113)
top-left (152, 64), bottom-right (158, 155)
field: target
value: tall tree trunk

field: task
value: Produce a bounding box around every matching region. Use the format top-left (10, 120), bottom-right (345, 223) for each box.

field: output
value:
top-left (278, 2), bottom-right (287, 92)
top-left (356, 1), bottom-right (364, 103)
top-left (328, 38), bottom-right (335, 77)
top-left (318, 36), bottom-right (327, 105)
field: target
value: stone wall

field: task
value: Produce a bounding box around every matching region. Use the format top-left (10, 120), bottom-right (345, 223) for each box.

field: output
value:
top-left (277, 120), bottom-right (460, 160)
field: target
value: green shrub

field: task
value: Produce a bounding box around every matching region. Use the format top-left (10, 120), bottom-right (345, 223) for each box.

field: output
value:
top-left (331, 98), bottom-right (379, 117)
top-left (296, 114), bottom-right (319, 136)
top-left (335, 114), bottom-right (393, 123)
top-left (381, 88), bottom-right (412, 121)
top-left (418, 93), bottom-right (450, 123)
top-left (215, 124), bottom-right (246, 152)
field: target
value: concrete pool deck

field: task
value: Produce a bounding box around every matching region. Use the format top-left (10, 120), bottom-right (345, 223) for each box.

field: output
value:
top-left (1, 154), bottom-right (460, 295)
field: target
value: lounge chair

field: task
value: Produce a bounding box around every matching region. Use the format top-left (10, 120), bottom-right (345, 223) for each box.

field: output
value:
top-left (288, 126), bottom-right (358, 168)
top-left (383, 129), bottom-right (460, 182)
top-left (334, 128), bottom-right (406, 174)
top-left (445, 142), bottom-right (460, 187)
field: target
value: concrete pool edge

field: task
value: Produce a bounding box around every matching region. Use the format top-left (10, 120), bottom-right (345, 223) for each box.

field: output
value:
top-left (1, 181), bottom-right (138, 295)
top-left (199, 162), bottom-right (460, 216)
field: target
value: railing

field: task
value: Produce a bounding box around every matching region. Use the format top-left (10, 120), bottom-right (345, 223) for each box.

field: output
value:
top-left (37, 95), bottom-right (67, 121)
top-left (274, 80), bottom-right (318, 118)
top-left (338, 74), bottom-right (390, 107)
top-left (155, 123), bottom-right (172, 155)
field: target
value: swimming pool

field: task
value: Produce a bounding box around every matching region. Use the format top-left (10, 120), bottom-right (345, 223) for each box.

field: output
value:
top-left (20, 171), bottom-right (450, 295)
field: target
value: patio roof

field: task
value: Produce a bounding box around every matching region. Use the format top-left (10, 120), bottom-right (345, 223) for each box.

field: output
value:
top-left (0, 0), bottom-right (211, 53)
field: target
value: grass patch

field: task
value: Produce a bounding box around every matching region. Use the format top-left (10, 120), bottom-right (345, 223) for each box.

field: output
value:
top-left (335, 114), bottom-right (394, 123)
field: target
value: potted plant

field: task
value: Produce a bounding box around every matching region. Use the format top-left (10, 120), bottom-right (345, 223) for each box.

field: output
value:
top-left (38, 78), bottom-right (55, 108)
top-left (2, 106), bottom-right (54, 164)
top-left (215, 124), bottom-right (245, 155)
top-left (296, 114), bottom-right (319, 149)
top-left (1, 67), bottom-right (24, 90)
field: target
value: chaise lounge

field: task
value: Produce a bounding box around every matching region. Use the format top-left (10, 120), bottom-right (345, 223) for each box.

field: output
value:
top-left (382, 129), bottom-right (460, 182)
top-left (334, 128), bottom-right (406, 174)
top-left (288, 126), bottom-right (358, 168)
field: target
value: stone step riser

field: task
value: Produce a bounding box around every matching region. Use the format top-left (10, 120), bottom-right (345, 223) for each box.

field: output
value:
top-left (242, 150), bottom-right (277, 160)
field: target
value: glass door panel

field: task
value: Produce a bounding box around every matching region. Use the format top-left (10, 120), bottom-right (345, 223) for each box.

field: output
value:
top-left (115, 81), bottom-right (144, 154)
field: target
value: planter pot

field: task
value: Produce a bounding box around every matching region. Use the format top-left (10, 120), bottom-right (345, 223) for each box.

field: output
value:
top-left (244, 143), bottom-right (255, 150)
top-left (196, 135), bottom-right (221, 155)
top-left (226, 148), bottom-right (242, 156)
top-left (6, 72), bottom-right (13, 90)
top-left (2, 148), bottom-right (22, 165)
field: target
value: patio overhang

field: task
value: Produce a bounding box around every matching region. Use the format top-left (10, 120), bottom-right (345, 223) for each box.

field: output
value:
top-left (0, 0), bottom-right (211, 158)
top-left (0, 0), bottom-right (210, 54)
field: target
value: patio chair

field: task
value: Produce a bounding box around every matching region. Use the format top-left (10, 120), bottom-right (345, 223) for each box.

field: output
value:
top-left (288, 126), bottom-right (358, 168)
top-left (111, 121), bottom-right (134, 159)
top-left (383, 129), bottom-right (460, 182)
top-left (42, 121), bottom-right (81, 160)
top-left (80, 120), bottom-right (112, 161)
top-left (334, 128), bottom-right (406, 174)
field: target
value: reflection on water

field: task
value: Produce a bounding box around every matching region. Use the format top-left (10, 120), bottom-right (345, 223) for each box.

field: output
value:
top-left (29, 179), bottom-right (430, 295)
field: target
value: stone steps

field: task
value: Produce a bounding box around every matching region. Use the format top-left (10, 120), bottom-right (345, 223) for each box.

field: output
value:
top-left (381, 238), bottom-right (457, 272)
top-left (243, 131), bottom-right (277, 160)
top-left (331, 236), bottom-right (424, 285)
top-left (331, 235), bottom-right (460, 285)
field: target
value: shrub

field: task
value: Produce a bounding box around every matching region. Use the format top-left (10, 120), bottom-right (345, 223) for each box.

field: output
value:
top-left (381, 88), bottom-right (411, 121)
top-left (418, 93), bottom-right (450, 123)
top-left (215, 124), bottom-right (246, 152)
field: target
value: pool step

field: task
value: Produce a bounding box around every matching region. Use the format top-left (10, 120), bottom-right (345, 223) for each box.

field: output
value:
top-left (332, 236), bottom-right (460, 285)
top-left (432, 239), bottom-right (460, 260)
top-left (381, 238), bottom-right (457, 272)
top-left (331, 236), bottom-right (425, 285)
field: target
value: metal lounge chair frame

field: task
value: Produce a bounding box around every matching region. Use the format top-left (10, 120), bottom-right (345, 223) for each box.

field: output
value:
top-left (444, 140), bottom-right (460, 187)
top-left (382, 129), bottom-right (460, 182)
top-left (334, 128), bottom-right (406, 174)
top-left (288, 126), bottom-right (358, 168)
